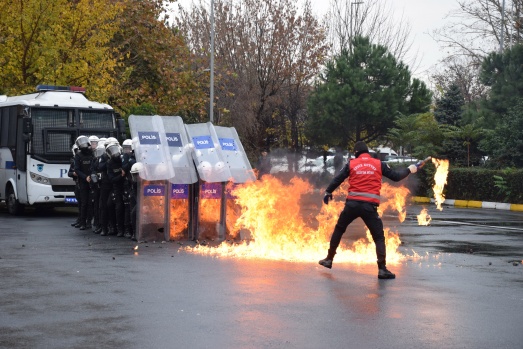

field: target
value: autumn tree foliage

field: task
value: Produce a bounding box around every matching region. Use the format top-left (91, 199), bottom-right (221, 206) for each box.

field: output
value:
top-left (175, 0), bottom-right (329, 152)
top-left (0, 0), bottom-right (207, 119)
top-left (0, 0), bottom-right (122, 101)
top-left (109, 0), bottom-right (208, 120)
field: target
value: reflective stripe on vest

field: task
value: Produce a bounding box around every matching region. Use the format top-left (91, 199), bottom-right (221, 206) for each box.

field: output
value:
top-left (348, 191), bottom-right (381, 200)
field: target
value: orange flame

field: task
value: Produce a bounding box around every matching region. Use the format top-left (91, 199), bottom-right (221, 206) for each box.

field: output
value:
top-left (169, 200), bottom-right (189, 239)
top-left (186, 175), bottom-right (413, 265)
top-left (417, 208), bottom-right (432, 226)
top-left (431, 158), bottom-right (449, 210)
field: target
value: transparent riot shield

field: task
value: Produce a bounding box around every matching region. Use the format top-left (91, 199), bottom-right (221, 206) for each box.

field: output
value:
top-left (128, 115), bottom-right (175, 181)
top-left (128, 115), bottom-right (173, 241)
top-left (184, 122), bottom-right (232, 183)
top-left (161, 116), bottom-right (197, 240)
top-left (214, 126), bottom-right (256, 183)
top-left (196, 181), bottom-right (223, 241)
top-left (214, 126), bottom-right (256, 240)
top-left (136, 180), bottom-right (168, 242)
top-left (161, 116), bottom-right (198, 184)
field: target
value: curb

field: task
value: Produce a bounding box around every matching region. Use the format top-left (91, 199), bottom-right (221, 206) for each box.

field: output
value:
top-left (412, 196), bottom-right (523, 212)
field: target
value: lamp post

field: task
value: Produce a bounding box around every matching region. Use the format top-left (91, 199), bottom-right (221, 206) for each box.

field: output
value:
top-left (500, 0), bottom-right (506, 52)
top-left (350, 1), bottom-right (363, 52)
top-left (210, 0), bottom-right (215, 123)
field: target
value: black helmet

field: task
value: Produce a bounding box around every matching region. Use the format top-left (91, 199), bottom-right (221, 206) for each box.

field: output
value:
top-left (75, 135), bottom-right (90, 150)
top-left (106, 144), bottom-right (121, 160)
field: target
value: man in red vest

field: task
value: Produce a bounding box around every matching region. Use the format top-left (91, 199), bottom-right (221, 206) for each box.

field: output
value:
top-left (319, 141), bottom-right (419, 279)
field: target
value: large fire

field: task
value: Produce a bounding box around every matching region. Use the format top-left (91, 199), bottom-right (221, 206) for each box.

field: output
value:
top-left (186, 176), bottom-right (411, 265)
top-left (432, 158), bottom-right (449, 211)
top-left (416, 158), bottom-right (450, 225)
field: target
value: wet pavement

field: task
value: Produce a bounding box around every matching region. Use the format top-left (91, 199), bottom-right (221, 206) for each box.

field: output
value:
top-left (0, 204), bottom-right (522, 349)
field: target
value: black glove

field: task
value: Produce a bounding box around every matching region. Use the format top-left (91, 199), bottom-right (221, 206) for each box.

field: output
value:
top-left (323, 192), bottom-right (333, 205)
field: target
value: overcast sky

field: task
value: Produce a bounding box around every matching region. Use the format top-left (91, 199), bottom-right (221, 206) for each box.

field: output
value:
top-left (173, 0), bottom-right (461, 80)
top-left (308, 0), bottom-right (460, 79)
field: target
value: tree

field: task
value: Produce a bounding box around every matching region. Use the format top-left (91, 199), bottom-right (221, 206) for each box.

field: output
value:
top-left (325, 0), bottom-right (417, 66)
top-left (109, 0), bottom-right (208, 119)
top-left (432, 0), bottom-right (523, 64)
top-left (175, 0), bottom-right (328, 153)
top-left (480, 99), bottom-right (523, 168)
top-left (480, 43), bottom-right (523, 119)
top-left (444, 123), bottom-right (485, 166)
top-left (430, 56), bottom-right (488, 103)
top-left (306, 36), bottom-right (431, 147)
top-left (0, 0), bottom-right (122, 101)
top-left (434, 84), bottom-right (464, 126)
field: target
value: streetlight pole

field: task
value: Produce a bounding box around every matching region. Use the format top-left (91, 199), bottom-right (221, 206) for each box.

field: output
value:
top-left (210, 0), bottom-right (215, 123)
top-left (500, 0), bottom-right (506, 52)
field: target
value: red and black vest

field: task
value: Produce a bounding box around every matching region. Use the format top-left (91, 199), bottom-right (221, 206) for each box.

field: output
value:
top-left (347, 153), bottom-right (382, 205)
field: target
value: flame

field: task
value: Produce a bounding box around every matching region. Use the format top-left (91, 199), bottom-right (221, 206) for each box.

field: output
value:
top-left (431, 158), bottom-right (449, 210)
top-left (378, 182), bottom-right (410, 222)
top-left (417, 208), bottom-right (432, 226)
top-left (169, 199), bottom-right (189, 239)
top-left (186, 175), bottom-right (414, 265)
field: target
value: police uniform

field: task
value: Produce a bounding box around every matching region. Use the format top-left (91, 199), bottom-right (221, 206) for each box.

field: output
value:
top-left (74, 148), bottom-right (94, 229)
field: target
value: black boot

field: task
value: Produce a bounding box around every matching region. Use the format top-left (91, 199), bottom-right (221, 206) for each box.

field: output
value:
top-left (319, 249), bottom-right (336, 269)
top-left (100, 228), bottom-right (108, 236)
top-left (378, 262), bottom-right (396, 279)
top-left (124, 227), bottom-right (132, 239)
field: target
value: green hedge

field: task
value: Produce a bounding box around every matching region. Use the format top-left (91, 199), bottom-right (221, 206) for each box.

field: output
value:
top-left (413, 166), bottom-right (523, 204)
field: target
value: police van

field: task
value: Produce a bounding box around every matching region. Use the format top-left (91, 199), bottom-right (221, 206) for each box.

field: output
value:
top-left (0, 85), bottom-right (126, 214)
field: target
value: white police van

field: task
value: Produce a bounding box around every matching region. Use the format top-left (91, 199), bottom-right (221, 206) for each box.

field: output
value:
top-left (0, 85), bottom-right (126, 214)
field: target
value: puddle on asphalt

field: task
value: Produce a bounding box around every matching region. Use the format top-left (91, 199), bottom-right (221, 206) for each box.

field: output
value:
top-left (420, 240), bottom-right (521, 257)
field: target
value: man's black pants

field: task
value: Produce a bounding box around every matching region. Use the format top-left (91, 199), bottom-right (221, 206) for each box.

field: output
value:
top-left (329, 200), bottom-right (386, 265)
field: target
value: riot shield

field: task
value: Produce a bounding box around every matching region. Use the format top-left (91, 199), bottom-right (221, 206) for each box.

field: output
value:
top-left (214, 126), bottom-right (256, 183)
top-left (161, 116), bottom-right (197, 240)
top-left (184, 122), bottom-right (232, 183)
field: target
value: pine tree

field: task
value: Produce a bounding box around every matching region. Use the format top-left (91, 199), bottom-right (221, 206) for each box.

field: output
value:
top-left (434, 84), bottom-right (464, 126)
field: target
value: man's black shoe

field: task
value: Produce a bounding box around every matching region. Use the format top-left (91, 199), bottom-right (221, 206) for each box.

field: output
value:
top-left (74, 223), bottom-right (81, 228)
top-left (79, 225), bottom-right (87, 230)
top-left (319, 258), bottom-right (333, 269)
top-left (71, 221), bottom-right (79, 226)
top-left (94, 226), bottom-right (102, 234)
top-left (116, 231), bottom-right (124, 237)
top-left (100, 230), bottom-right (108, 236)
top-left (378, 267), bottom-right (396, 279)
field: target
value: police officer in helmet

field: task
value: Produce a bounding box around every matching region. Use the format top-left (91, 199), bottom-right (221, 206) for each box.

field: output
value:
top-left (73, 135), bottom-right (94, 230)
top-left (106, 144), bottom-right (126, 237)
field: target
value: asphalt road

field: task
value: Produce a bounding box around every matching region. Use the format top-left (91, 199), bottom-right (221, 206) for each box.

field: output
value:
top-left (0, 204), bottom-right (522, 349)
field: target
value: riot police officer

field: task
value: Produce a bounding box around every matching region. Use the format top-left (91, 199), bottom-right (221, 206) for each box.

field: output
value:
top-left (98, 142), bottom-right (112, 236)
top-left (90, 140), bottom-right (105, 233)
top-left (129, 162), bottom-right (144, 241)
top-left (106, 144), bottom-right (126, 237)
top-left (68, 144), bottom-right (81, 227)
top-left (121, 139), bottom-right (136, 238)
top-left (73, 136), bottom-right (94, 230)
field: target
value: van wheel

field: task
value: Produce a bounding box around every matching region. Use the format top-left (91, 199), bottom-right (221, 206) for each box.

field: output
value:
top-left (6, 185), bottom-right (24, 215)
